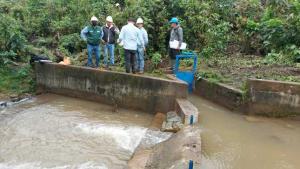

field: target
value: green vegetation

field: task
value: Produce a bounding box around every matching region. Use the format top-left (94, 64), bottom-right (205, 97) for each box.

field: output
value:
top-left (1, 0), bottom-right (300, 97)
top-left (0, 65), bottom-right (35, 98)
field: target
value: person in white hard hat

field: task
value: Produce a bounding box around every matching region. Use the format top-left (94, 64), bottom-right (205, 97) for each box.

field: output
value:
top-left (80, 16), bottom-right (103, 68)
top-left (136, 17), bottom-right (148, 74)
top-left (102, 16), bottom-right (120, 69)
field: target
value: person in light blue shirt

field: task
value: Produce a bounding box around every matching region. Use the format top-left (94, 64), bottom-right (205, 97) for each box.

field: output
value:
top-left (80, 16), bottom-right (104, 68)
top-left (136, 18), bottom-right (148, 74)
top-left (118, 18), bottom-right (143, 73)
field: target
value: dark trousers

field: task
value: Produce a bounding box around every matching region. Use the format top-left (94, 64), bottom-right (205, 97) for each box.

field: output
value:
top-left (169, 48), bottom-right (180, 69)
top-left (124, 49), bottom-right (136, 73)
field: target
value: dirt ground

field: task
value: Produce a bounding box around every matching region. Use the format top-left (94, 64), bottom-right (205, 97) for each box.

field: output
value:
top-left (198, 54), bottom-right (300, 89)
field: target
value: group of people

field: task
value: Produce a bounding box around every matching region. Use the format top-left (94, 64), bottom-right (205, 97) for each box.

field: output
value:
top-left (81, 16), bottom-right (183, 74)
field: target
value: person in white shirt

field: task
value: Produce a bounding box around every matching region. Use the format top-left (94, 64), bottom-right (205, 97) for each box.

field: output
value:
top-left (119, 18), bottom-right (143, 74)
top-left (136, 18), bottom-right (149, 74)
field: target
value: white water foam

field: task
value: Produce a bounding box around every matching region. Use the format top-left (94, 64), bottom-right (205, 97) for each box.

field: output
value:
top-left (76, 123), bottom-right (148, 153)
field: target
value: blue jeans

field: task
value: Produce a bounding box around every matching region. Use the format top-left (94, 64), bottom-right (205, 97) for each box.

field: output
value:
top-left (87, 44), bottom-right (101, 67)
top-left (104, 44), bottom-right (115, 66)
top-left (136, 47), bottom-right (144, 72)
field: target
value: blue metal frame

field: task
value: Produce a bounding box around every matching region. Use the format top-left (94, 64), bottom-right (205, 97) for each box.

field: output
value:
top-left (174, 52), bottom-right (198, 93)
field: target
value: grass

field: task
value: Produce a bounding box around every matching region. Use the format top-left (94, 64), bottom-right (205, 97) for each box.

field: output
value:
top-left (197, 53), bottom-right (300, 89)
top-left (0, 65), bottom-right (35, 99)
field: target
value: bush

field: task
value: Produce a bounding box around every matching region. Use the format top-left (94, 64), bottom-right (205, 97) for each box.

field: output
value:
top-left (0, 14), bottom-right (27, 65)
top-left (2, 0), bottom-right (300, 66)
top-left (151, 52), bottom-right (162, 69)
top-left (59, 33), bottom-right (83, 54)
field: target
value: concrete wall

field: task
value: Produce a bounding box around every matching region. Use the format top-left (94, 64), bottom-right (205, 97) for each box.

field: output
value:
top-left (35, 62), bottom-right (188, 113)
top-left (247, 79), bottom-right (300, 117)
top-left (194, 78), bottom-right (245, 111)
top-left (194, 78), bottom-right (300, 117)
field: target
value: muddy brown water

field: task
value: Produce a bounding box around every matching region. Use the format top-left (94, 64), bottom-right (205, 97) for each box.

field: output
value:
top-left (0, 94), bottom-right (171, 169)
top-left (189, 95), bottom-right (300, 169)
top-left (1, 93), bottom-right (300, 169)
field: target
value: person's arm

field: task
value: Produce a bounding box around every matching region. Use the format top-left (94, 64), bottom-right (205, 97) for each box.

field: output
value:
top-left (101, 27), bottom-right (106, 44)
top-left (118, 27), bottom-right (124, 43)
top-left (114, 25), bottom-right (120, 35)
top-left (144, 30), bottom-right (149, 46)
top-left (138, 30), bottom-right (144, 49)
top-left (80, 26), bottom-right (88, 41)
top-left (178, 27), bottom-right (183, 48)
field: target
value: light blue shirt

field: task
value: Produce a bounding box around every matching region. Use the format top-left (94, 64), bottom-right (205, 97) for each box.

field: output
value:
top-left (119, 23), bottom-right (143, 50)
top-left (139, 27), bottom-right (148, 48)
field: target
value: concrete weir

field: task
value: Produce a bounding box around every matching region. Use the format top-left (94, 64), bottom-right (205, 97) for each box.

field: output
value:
top-left (35, 62), bottom-right (202, 168)
top-left (35, 62), bottom-right (187, 113)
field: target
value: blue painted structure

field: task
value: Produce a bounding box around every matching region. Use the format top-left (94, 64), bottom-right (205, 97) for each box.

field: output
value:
top-left (174, 52), bottom-right (198, 93)
top-left (189, 160), bottom-right (194, 169)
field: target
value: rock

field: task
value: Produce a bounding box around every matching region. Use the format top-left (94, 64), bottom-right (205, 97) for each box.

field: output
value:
top-left (150, 113), bottom-right (166, 130)
top-left (167, 111), bottom-right (181, 123)
top-left (0, 101), bottom-right (7, 108)
top-left (161, 111), bottom-right (183, 132)
top-left (145, 126), bottom-right (202, 169)
top-left (161, 121), bottom-right (176, 132)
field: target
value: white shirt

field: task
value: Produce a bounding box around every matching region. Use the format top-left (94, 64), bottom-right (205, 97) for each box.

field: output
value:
top-left (119, 23), bottom-right (143, 50)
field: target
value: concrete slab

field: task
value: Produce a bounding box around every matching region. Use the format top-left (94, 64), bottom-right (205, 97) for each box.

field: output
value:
top-left (175, 99), bottom-right (199, 125)
top-left (145, 126), bottom-right (201, 169)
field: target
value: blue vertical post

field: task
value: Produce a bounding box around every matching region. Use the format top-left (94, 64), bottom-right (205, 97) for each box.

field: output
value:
top-left (190, 115), bottom-right (194, 125)
top-left (189, 160), bottom-right (194, 169)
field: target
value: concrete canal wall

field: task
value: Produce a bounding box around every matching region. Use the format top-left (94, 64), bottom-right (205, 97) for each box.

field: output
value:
top-left (195, 78), bottom-right (300, 117)
top-left (35, 62), bottom-right (188, 113)
top-left (247, 79), bottom-right (300, 117)
top-left (194, 78), bottom-right (244, 111)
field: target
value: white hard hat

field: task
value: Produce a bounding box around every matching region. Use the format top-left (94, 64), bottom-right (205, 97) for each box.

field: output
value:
top-left (136, 18), bottom-right (144, 24)
top-left (91, 16), bottom-right (98, 21)
top-left (106, 16), bottom-right (113, 22)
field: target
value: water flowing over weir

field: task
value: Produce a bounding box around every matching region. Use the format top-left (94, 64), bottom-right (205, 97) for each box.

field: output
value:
top-left (0, 94), bottom-right (171, 169)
